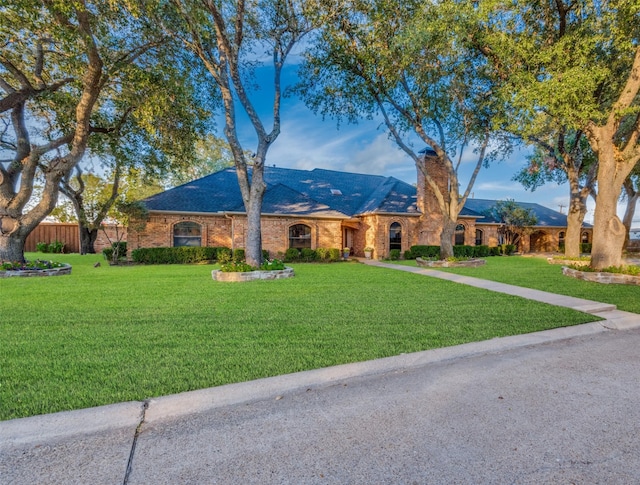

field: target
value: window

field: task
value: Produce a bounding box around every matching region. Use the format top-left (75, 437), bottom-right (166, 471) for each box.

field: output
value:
top-left (455, 224), bottom-right (465, 245)
top-left (581, 231), bottom-right (590, 243)
top-left (173, 221), bottom-right (202, 247)
top-left (475, 229), bottom-right (483, 246)
top-left (390, 222), bottom-right (402, 251)
top-left (289, 224), bottom-right (311, 249)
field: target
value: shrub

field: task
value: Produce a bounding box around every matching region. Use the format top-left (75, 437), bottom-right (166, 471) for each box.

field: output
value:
top-left (300, 248), bottom-right (317, 262)
top-left (262, 249), bottom-right (270, 261)
top-left (581, 243), bottom-right (592, 254)
top-left (328, 248), bottom-right (341, 262)
top-left (473, 245), bottom-right (490, 258)
top-left (316, 247), bottom-right (329, 261)
top-left (501, 244), bottom-right (517, 255)
top-left (284, 248), bottom-right (300, 262)
top-left (389, 249), bottom-right (401, 260)
top-left (453, 245), bottom-right (474, 258)
top-left (489, 246), bottom-right (501, 256)
top-left (260, 259), bottom-right (285, 270)
top-left (217, 247), bottom-right (232, 264)
top-left (48, 240), bottom-right (65, 254)
top-left (36, 242), bottom-right (48, 253)
top-left (233, 248), bottom-right (245, 262)
top-left (131, 246), bottom-right (228, 264)
top-left (220, 261), bottom-right (255, 272)
top-left (407, 245), bottom-right (440, 260)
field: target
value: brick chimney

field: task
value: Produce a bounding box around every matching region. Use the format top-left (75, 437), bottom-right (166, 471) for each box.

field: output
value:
top-left (416, 147), bottom-right (449, 245)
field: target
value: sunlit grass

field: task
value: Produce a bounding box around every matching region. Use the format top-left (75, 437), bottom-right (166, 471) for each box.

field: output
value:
top-left (0, 253), bottom-right (597, 420)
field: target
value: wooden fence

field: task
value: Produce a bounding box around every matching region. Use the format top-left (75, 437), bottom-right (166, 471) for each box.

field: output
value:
top-left (25, 223), bottom-right (126, 254)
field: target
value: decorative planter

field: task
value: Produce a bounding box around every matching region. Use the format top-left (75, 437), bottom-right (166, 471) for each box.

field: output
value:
top-left (0, 263), bottom-right (72, 278)
top-left (416, 257), bottom-right (486, 268)
top-left (562, 266), bottom-right (640, 286)
top-left (212, 266), bottom-right (295, 282)
top-left (364, 250), bottom-right (373, 259)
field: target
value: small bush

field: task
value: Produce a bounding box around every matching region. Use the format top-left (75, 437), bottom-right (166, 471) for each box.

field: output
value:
top-left (260, 259), bottom-right (285, 270)
top-left (262, 249), bottom-right (270, 261)
top-left (328, 248), bottom-right (341, 262)
top-left (316, 247), bottom-right (329, 261)
top-left (233, 248), bottom-right (245, 262)
top-left (389, 249), bottom-right (401, 260)
top-left (473, 245), bottom-right (490, 258)
top-left (300, 248), bottom-right (317, 262)
top-left (217, 247), bottom-right (232, 264)
top-left (131, 246), bottom-right (229, 264)
top-left (36, 242), bottom-right (48, 253)
top-left (284, 248), bottom-right (300, 262)
top-left (581, 243), bottom-right (592, 254)
top-left (220, 261), bottom-right (255, 272)
top-left (453, 245), bottom-right (474, 258)
top-left (407, 245), bottom-right (440, 260)
top-left (501, 244), bottom-right (516, 255)
top-left (48, 240), bottom-right (65, 254)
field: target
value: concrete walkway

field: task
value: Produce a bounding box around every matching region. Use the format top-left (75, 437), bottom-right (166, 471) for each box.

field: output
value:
top-left (2, 264), bottom-right (640, 484)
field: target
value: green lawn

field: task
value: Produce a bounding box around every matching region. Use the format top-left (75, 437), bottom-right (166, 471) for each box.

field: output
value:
top-left (1, 253), bottom-right (599, 421)
top-left (396, 256), bottom-right (640, 314)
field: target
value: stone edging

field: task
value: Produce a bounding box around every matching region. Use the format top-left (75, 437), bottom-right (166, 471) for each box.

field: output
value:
top-left (547, 258), bottom-right (590, 267)
top-left (0, 264), bottom-right (72, 278)
top-left (212, 267), bottom-right (295, 282)
top-left (415, 257), bottom-right (486, 268)
top-left (562, 266), bottom-right (640, 286)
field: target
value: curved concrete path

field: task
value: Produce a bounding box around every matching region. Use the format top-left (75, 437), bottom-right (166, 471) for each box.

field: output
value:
top-left (2, 263), bottom-right (640, 484)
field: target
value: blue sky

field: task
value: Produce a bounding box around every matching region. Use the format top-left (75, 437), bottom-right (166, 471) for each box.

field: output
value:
top-left (229, 65), bottom-right (600, 222)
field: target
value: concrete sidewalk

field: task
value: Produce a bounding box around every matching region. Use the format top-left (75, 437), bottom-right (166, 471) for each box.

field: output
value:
top-left (2, 265), bottom-right (640, 484)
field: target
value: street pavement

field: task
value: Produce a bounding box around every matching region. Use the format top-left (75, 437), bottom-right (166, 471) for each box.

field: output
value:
top-left (2, 264), bottom-right (640, 484)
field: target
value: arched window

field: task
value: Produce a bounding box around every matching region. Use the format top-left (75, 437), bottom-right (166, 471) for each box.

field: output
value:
top-left (581, 231), bottom-right (590, 243)
top-left (389, 222), bottom-right (402, 251)
top-left (173, 221), bottom-right (202, 247)
top-left (455, 224), bottom-right (465, 245)
top-left (475, 229), bottom-right (484, 246)
top-left (289, 224), bottom-right (311, 249)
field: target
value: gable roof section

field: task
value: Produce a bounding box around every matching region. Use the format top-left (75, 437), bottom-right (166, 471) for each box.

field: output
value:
top-left (464, 198), bottom-right (586, 228)
top-left (142, 167), bottom-right (574, 226)
top-left (143, 166), bottom-right (418, 217)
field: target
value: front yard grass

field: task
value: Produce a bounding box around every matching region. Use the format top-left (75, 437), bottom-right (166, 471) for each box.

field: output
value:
top-left (402, 255), bottom-right (640, 314)
top-left (1, 253), bottom-right (598, 421)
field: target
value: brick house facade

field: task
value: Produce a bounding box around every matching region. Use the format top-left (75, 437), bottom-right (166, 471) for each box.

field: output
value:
top-left (128, 152), bottom-right (590, 259)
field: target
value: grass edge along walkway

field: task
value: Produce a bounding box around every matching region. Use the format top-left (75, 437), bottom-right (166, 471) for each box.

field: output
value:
top-left (365, 260), bottom-right (630, 319)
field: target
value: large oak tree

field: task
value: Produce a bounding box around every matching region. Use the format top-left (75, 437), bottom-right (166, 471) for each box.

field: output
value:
top-left (144, 0), bottom-right (313, 267)
top-left (299, 0), bottom-right (510, 259)
top-left (0, 0), bottom-right (205, 262)
top-left (467, 0), bottom-right (640, 269)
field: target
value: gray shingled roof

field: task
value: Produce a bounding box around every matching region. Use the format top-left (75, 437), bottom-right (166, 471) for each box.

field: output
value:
top-left (143, 166), bottom-right (418, 217)
top-left (464, 198), bottom-right (587, 228)
top-left (142, 167), bottom-right (572, 226)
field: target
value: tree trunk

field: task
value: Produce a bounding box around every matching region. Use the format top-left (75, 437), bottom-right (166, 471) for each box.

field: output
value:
top-left (564, 193), bottom-right (587, 258)
top-left (439, 217), bottom-right (456, 259)
top-left (78, 224), bottom-right (98, 255)
top-left (591, 159), bottom-right (626, 269)
top-left (244, 166), bottom-right (266, 267)
top-left (622, 181), bottom-right (638, 250)
top-left (0, 230), bottom-right (28, 263)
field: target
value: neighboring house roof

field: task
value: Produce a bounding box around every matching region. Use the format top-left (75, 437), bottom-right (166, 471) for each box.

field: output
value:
top-left (464, 198), bottom-right (590, 228)
top-left (142, 166), bottom-right (574, 226)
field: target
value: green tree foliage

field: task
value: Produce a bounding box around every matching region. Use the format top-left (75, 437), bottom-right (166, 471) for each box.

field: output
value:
top-left (141, 0), bottom-right (313, 267)
top-left (464, 0), bottom-right (640, 268)
top-left (0, 0), bottom-right (207, 262)
top-left (486, 200), bottom-right (538, 249)
top-left (298, 0), bottom-right (511, 259)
